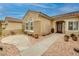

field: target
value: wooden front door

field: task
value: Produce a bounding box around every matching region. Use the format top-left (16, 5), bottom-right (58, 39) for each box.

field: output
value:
top-left (56, 21), bottom-right (63, 33)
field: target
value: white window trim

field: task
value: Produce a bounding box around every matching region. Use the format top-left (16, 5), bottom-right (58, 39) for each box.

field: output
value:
top-left (25, 30), bottom-right (34, 32)
top-left (68, 21), bottom-right (79, 31)
top-left (25, 19), bottom-right (34, 32)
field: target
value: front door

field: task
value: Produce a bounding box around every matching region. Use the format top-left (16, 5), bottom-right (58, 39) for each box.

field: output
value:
top-left (56, 21), bottom-right (63, 33)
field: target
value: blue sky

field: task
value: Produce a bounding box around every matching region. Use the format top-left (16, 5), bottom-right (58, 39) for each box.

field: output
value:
top-left (0, 3), bottom-right (79, 20)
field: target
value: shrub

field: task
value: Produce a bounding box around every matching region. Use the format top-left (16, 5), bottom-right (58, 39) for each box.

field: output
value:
top-left (10, 31), bottom-right (15, 35)
top-left (51, 28), bottom-right (54, 33)
top-left (72, 36), bottom-right (78, 41)
top-left (74, 48), bottom-right (79, 53)
top-left (78, 34), bottom-right (79, 37)
top-left (34, 34), bottom-right (39, 39)
top-left (70, 33), bottom-right (78, 41)
top-left (0, 47), bottom-right (3, 51)
top-left (64, 35), bottom-right (69, 42)
top-left (70, 33), bottom-right (75, 37)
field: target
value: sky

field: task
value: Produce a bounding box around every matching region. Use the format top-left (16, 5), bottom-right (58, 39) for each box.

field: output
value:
top-left (0, 3), bottom-right (79, 20)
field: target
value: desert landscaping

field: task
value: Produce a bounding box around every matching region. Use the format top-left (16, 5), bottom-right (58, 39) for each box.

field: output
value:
top-left (0, 33), bottom-right (79, 56)
top-left (43, 34), bottom-right (79, 56)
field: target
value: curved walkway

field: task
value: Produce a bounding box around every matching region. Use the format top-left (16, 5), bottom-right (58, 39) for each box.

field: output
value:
top-left (21, 34), bottom-right (64, 56)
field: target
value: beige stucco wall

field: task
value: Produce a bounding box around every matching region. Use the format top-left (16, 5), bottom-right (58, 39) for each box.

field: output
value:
top-left (39, 16), bottom-right (52, 35)
top-left (23, 11), bottom-right (52, 36)
top-left (64, 18), bottom-right (79, 35)
top-left (23, 11), bottom-right (40, 35)
top-left (51, 20), bottom-right (56, 33)
top-left (2, 22), bottom-right (22, 36)
top-left (52, 17), bottom-right (79, 35)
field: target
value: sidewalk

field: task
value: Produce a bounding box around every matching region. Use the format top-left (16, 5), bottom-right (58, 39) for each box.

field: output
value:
top-left (21, 34), bottom-right (64, 56)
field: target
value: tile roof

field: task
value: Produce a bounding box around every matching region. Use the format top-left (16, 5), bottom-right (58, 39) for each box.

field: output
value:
top-left (52, 11), bottom-right (79, 19)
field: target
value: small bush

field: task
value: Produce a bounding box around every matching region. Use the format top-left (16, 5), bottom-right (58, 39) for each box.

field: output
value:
top-left (34, 34), bottom-right (39, 39)
top-left (28, 34), bottom-right (32, 36)
top-left (74, 48), bottom-right (79, 53)
top-left (78, 34), bottom-right (79, 37)
top-left (51, 28), bottom-right (54, 33)
top-left (70, 33), bottom-right (78, 41)
top-left (10, 31), bottom-right (15, 35)
top-left (70, 33), bottom-right (75, 37)
top-left (0, 47), bottom-right (3, 51)
top-left (64, 35), bottom-right (69, 42)
top-left (72, 36), bottom-right (78, 41)
top-left (24, 32), bottom-right (27, 34)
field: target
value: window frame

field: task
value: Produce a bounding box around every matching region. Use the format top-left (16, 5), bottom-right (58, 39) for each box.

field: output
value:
top-left (25, 19), bottom-right (33, 31)
top-left (68, 21), bottom-right (79, 31)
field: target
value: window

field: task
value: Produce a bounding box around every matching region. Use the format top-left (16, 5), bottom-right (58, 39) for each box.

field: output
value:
top-left (26, 19), bottom-right (33, 30)
top-left (68, 22), bottom-right (73, 30)
top-left (74, 22), bottom-right (78, 30)
top-left (30, 22), bottom-right (33, 30)
top-left (68, 21), bottom-right (79, 30)
top-left (26, 23), bottom-right (28, 29)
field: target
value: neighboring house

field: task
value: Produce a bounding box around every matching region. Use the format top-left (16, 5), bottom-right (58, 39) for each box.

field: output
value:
top-left (2, 17), bottom-right (23, 36)
top-left (23, 10), bottom-right (52, 36)
top-left (0, 20), bottom-right (4, 36)
top-left (52, 11), bottom-right (79, 35)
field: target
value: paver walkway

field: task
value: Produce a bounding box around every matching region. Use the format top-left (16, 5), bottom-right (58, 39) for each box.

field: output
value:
top-left (21, 34), bottom-right (64, 56)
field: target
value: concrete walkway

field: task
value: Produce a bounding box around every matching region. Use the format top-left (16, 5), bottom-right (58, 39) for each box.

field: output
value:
top-left (21, 34), bottom-right (64, 56)
top-left (1, 35), bottom-right (31, 51)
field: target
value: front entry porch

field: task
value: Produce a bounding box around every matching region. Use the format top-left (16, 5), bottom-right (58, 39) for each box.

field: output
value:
top-left (56, 21), bottom-right (65, 33)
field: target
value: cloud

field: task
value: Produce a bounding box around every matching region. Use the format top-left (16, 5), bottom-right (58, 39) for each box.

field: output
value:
top-left (31, 3), bottom-right (57, 9)
top-left (59, 4), bottom-right (79, 13)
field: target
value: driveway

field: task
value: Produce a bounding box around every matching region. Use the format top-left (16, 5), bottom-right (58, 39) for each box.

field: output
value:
top-left (1, 35), bottom-right (31, 51)
top-left (1, 33), bottom-right (64, 56)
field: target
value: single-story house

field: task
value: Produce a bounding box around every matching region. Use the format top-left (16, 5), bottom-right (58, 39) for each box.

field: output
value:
top-left (52, 11), bottom-right (79, 35)
top-left (23, 10), bottom-right (52, 36)
top-left (1, 10), bottom-right (79, 37)
top-left (23, 10), bottom-right (79, 36)
top-left (2, 17), bottom-right (23, 36)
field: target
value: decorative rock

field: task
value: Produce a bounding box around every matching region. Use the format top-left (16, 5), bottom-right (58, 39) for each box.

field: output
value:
top-left (0, 43), bottom-right (20, 56)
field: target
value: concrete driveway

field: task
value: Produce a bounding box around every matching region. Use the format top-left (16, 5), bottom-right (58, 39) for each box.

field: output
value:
top-left (1, 33), bottom-right (64, 56)
top-left (1, 35), bottom-right (31, 51)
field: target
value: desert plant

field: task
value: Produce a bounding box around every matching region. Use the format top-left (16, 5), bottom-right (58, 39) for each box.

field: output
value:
top-left (70, 33), bottom-right (75, 37)
top-left (78, 34), bottom-right (79, 37)
top-left (28, 34), bottom-right (32, 36)
top-left (70, 33), bottom-right (78, 41)
top-left (74, 48), bottom-right (79, 53)
top-left (34, 34), bottom-right (39, 39)
top-left (10, 31), bottom-right (15, 35)
top-left (64, 35), bottom-right (69, 42)
top-left (72, 36), bottom-right (78, 41)
top-left (0, 47), bottom-right (3, 51)
top-left (51, 28), bottom-right (54, 33)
